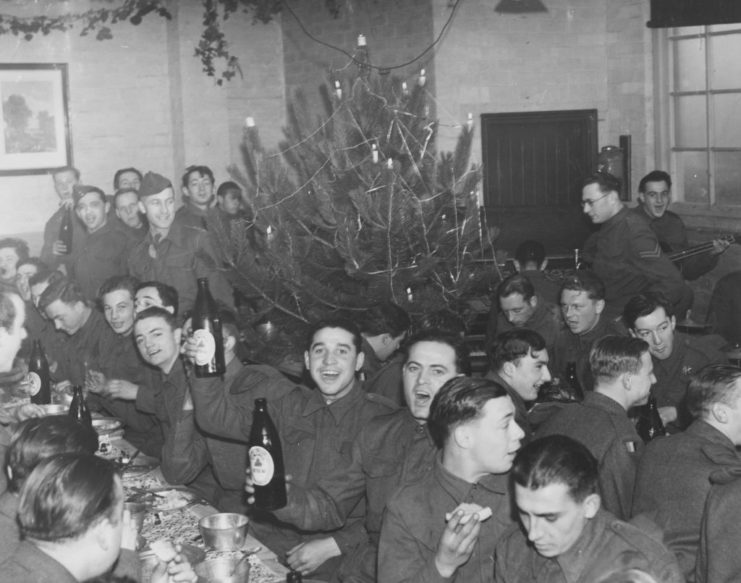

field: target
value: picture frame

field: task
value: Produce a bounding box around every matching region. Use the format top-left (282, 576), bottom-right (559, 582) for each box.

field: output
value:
top-left (0, 63), bottom-right (72, 175)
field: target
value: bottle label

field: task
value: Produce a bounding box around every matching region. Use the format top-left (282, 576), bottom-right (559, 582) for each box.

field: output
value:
top-left (249, 446), bottom-right (275, 486)
top-left (192, 329), bottom-right (216, 366)
top-left (26, 372), bottom-right (41, 397)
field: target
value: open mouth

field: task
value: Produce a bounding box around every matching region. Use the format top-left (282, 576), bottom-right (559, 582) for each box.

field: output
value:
top-left (147, 349), bottom-right (161, 359)
top-left (413, 389), bottom-right (432, 404)
top-left (319, 370), bottom-right (340, 382)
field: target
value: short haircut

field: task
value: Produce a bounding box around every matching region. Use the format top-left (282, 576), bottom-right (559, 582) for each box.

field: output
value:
top-left (498, 273), bottom-right (536, 301)
top-left (74, 185), bottom-right (106, 205)
top-left (113, 187), bottom-right (140, 206)
top-left (6, 417), bottom-right (98, 493)
top-left (29, 268), bottom-right (65, 290)
top-left (491, 329), bottom-right (547, 371)
top-left (134, 306), bottom-right (179, 331)
top-left (638, 170), bottom-right (672, 193)
top-left (18, 454), bottom-right (120, 542)
top-left (512, 435), bottom-right (598, 503)
top-left (52, 166), bottom-right (80, 180)
top-left (622, 292), bottom-right (674, 330)
top-left (17, 257), bottom-right (48, 273)
top-left (38, 277), bottom-right (86, 311)
top-left (428, 376), bottom-right (508, 449)
top-left (411, 310), bottom-right (467, 338)
top-left (0, 292), bottom-right (20, 331)
top-left (686, 364), bottom-right (741, 420)
top-left (113, 167), bottom-right (143, 191)
top-left (515, 240), bottom-right (546, 266)
top-left (305, 317), bottom-right (362, 354)
top-left (182, 164), bottom-right (214, 187)
top-left (135, 281), bottom-right (179, 315)
top-left (99, 275), bottom-right (140, 302)
top-left (589, 336), bottom-right (649, 383)
top-left (402, 328), bottom-right (471, 376)
top-left (360, 302), bottom-right (411, 338)
top-left (216, 181), bottom-right (242, 198)
top-left (0, 238), bottom-right (30, 263)
top-left (583, 171), bottom-right (621, 194)
top-left (560, 270), bottom-right (606, 302)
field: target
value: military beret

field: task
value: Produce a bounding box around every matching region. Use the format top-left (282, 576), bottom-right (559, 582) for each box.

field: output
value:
top-left (138, 172), bottom-right (173, 199)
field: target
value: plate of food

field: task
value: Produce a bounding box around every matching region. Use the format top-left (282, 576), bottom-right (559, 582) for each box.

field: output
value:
top-left (132, 488), bottom-right (196, 512)
top-left (92, 416), bottom-right (123, 434)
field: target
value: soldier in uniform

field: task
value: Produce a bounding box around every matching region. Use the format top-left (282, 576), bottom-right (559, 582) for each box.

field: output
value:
top-left (495, 435), bottom-right (682, 583)
top-left (537, 336), bottom-right (654, 520)
top-left (633, 365), bottom-right (741, 582)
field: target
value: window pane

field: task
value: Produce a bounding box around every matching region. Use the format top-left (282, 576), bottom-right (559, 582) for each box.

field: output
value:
top-left (714, 152), bottom-right (741, 205)
top-left (673, 37), bottom-right (706, 92)
top-left (674, 96), bottom-right (707, 147)
top-left (676, 152), bottom-right (709, 203)
top-left (709, 24), bottom-right (741, 33)
top-left (712, 94), bottom-right (741, 147)
top-left (673, 26), bottom-right (706, 36)
top-left (710, 34), bottom-right (741, 90)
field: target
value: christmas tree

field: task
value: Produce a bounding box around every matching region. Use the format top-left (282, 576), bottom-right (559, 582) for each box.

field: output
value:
top-left (215, 46), bottom-right (499, 367)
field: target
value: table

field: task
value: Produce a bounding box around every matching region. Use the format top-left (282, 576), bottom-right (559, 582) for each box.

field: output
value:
top-left (105, 435), bottom-right (288, 583)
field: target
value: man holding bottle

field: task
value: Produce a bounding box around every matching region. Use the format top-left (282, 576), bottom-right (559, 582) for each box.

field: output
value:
top-left (40, 166), bottom-right (84, 272)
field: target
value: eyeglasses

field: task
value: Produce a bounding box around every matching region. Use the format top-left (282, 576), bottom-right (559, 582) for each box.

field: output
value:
top-left (580, 192), bottom-right (609, 208)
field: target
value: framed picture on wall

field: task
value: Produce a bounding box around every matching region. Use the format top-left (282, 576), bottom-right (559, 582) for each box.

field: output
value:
top-left (0, 63), bottom-right (72, 175)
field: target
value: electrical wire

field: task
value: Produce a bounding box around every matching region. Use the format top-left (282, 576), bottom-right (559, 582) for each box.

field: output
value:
top-left (281, 0), bottom-right (464, 72)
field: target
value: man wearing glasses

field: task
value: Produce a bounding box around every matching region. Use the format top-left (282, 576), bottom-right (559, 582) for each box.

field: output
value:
top-left (581, 172), bottom-right (692, 321)
top-left (632, 170), bottom-right (730, 281)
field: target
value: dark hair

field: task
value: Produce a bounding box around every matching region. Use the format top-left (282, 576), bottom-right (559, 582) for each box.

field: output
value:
top-left (583, 171), bottom-right (621, 194)
top-left (638, 170), bottom-right (672, 194)
top-left (113, 167), bottom-right (143, 191)
top-left (402, 328), bottom-right (471, 376)
top-left (428, 377), bottom-right (508, 449)
top-left (182, 165), bottom-right (214, 188)
top-left (0, 238), bottom-right (30, 263)
top-left (134, 306), bottom-right (179, 331)
top-left (17, 257), bottom-right (48, 273)
top-left (305, 317), bottom-right (362, 353)
top-left (113, 187), bottom-right (140, 207)
top-left (622, 292), bottom-right (674, 330)
top-left (686, 364), bottom-right (741, 420)
top-left (360, 302), bottom-right (411, 338)
top-left (216, 181), bottom-right (242, 198)
top-left (498, 273), bottom-right (536, 301)
top-left (73, 185), bottom-right (106, 205)
top-left (52, 166), bottom-right (81, 180)
top-left (135, 281), bottom-right (179, 315)
top-left (515, 240), bottom-right (546, 266)
top-left (589, 336), bottom-right (649, 382)
top-left (560, 270), bottom-right (606, 302)
top-left (29, 268), bottom-right (65, 290)
top-left (512, 435), bottom-right (598, 503)
top-left (6, 417), bottom-right (98, 493)
top-left (38, 277), bottom-right (87, 311)
top-left (99, 275), bottom-right (140, 302)
top-left (0, 292), bottom-right (19, 331)
top-left (18, 454), bottom-right (120, 542)
top-left (491, 329), bottom-right (546, 371)
top-left (411, 310), bottom-right (467, 338)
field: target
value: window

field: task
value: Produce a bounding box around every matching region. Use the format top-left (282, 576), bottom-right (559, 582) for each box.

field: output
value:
top-left (660, 25), bottom-right (741, 207)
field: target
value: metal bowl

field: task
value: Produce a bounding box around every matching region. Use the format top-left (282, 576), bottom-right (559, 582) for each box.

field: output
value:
top-left (198, 513), bottom-right (249, 551)
top-left (194, 556), bottom-right (250, 583)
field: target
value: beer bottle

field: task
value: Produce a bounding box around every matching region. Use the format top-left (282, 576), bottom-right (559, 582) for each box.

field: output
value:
top-left (28, 340), bottom-right (51, 405)
top-left (58, 206), bottom-right (74, 255)
top-left (637, 393), bottom-right (666, 443)
top-left (191, 278), bottom-right (226, 378)
top-left (564, 362), bottom-right (584, 401)
top-left (287, 570), bottom-right (303, 583)
top-left (248, 398), bottom-right (287, 510)
top-left (68, 385), bottom-right (92, 427)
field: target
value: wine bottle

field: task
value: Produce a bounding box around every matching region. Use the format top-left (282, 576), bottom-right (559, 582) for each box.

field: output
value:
top-left (27, 339), bottom-right (51, 405)
top-left (58, 206), bottom-right (74, 255)
top-left (191, 278), bottom-right (226, 378)
top-left (248, 398), bottom-right (287, 510)
top-left (564, 362), bottom-right (584, 401)
top-left (68, 385), bottom-right (92, 427)
top-left (637, 393), bottom-right (666, 443)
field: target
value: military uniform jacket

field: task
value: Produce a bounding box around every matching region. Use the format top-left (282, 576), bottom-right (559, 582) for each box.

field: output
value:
top-left (41, 205), bottom-right (87, 272)
top-left (583, 206), bottom-right (691, 318)
top-left (633, 420), bottom-right (741, 582)
top-left (363, 351), bottom-right (405, 407)
top-left (707, 271), bottom-right (741, 344)
top-left (697, 469), bottom-right (741, 583)
top-left (487, 299), bottom-right (562, 355)
top-left (495, 509), bottom-right (683, 583)
top-left (69, 220), bottom-right (129, 301)
top-left (0, 541), bottom-right (78, 583)
top-left (378, 457), bottom-right (513, 583)
top-left (537, 392), bottom-right (642, 520)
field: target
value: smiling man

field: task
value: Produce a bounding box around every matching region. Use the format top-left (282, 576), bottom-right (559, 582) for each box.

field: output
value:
top-left (581, 172), bottom-right (691, 321)
top-left (624, 292), bottom-right (725, 431)
top-left (495, 435), bottom-right (682, 583)
top-left (379, 376), bottom-right (524, 583)
top-left (40, 167), bottom-right (86, 271)
top-left (70, 185), bottom-right (129, 301)
top-left (0, 239), bottom-right (29, 295)
top-left (175, 165), bottom-right (216, 231)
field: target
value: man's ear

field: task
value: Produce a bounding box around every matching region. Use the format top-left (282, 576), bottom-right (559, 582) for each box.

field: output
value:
top-left (583, 493), bottom-right (601, 518)
top-left (182, 186), bottom-right (190, 199)
top-left (502, 361), bottom-right (516, 379)
top-left (355, 350), bottom-right (365, 372)
top-left (173, 327), bottom-right (183, 346)
top-left (539, 258), bottom-right (549, 271)
top-left (104, 201), bottom-right (111, 215)
top-left (453, 424), bottom-right (472, 449)
top-left (304, 351), bottom-right (310, 371)
top-left (224, 334), bottom-right (237, 353)
top-left (595, 299), bottom-right (605, 316)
